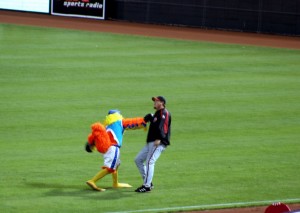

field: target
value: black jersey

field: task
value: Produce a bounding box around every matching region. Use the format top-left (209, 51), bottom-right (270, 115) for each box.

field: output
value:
top-left (146, 108), bottom-right (171, 146)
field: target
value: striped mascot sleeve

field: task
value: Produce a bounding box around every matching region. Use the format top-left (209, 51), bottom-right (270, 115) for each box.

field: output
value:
top-left (122, 117), bottom-right (147, 131)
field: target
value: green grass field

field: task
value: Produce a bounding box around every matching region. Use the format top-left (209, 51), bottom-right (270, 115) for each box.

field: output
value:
top-left (0, 23), bottom-right (300, 213)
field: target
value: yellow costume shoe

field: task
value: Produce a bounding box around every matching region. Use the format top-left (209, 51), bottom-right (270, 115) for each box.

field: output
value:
top-left (113, 182), bottom-right (132, 188)
top-left (86, 180), bottom-right (106, 192)
top-left (86, 169), bottom-right (109, 191)
top-left (112, 170), bottom-right (132, 188)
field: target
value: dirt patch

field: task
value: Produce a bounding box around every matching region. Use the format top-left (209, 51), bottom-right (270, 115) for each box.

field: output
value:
top-left (185, 203), bottom-right (300, 213)
top-left (0, 9), bottom-right (299, 213)
top-left (1, 10), bottom-right (300, 49)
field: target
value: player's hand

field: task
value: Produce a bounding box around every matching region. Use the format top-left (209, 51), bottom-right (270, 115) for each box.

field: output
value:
top-left (154, 140), bottom-right (161, 146)
top-left (144, 113), bottom-right (153, 122)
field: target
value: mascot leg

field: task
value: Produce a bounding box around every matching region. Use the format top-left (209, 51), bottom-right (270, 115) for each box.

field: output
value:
top-left (112, 168), bottom-right (132, 188)
top-left (86, 169), bottom-right (109, 191)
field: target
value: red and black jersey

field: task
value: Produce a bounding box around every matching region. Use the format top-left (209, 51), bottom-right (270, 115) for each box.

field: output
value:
top-left (146, 108), bottom-right (171, 146)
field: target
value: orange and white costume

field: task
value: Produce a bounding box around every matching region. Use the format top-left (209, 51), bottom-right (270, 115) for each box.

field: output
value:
top-left (85, 110), bottom-right (146, 191)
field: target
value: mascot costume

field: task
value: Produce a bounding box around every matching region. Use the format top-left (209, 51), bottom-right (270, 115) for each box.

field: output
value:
top-left (85, 110), bottom-right (146, 191)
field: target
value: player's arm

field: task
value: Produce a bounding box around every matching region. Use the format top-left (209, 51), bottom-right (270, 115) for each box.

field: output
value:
top-left (157, 110), bottom-right (170, 144)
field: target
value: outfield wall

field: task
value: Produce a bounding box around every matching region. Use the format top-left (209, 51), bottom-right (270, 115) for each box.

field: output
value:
top-left (106, 0), bottom-right (300, 36)
top-left (1, 0), bottom-right (299, 36)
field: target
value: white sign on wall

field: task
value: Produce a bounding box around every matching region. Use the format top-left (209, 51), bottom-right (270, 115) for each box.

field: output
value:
top-left (0, 0), bottom-right (50, 13)
top-left (51, 0), bottom-right (105, 20)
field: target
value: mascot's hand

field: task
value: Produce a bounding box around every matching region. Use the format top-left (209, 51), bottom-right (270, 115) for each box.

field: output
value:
top-left (144, 113), bottom-right (153, 122)
top-left (85, 142), bottom-right (93, 153)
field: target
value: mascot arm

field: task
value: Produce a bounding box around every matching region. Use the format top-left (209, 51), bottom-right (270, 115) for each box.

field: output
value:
top-left (89, 122), bottom-right (112, 154)
top-left (122, 117), bottom-right (147, 130)
top-left (85, 133), bottom-right (95, 152)
top-left (85, 142), bottom-right (93, 153)
top-left (87, 133), bottom-right (94, 145)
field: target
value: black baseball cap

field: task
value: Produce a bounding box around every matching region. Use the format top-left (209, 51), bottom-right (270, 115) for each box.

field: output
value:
top-left (152, 96), bottom-right (166, 104)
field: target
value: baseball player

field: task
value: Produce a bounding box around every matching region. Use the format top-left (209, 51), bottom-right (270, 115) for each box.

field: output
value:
top-left (134, 96), bottom-right (171, 192)
top-left (85, 109), bottom-right (146, 191)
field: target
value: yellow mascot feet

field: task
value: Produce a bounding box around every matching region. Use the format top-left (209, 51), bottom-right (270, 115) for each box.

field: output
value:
top-left (86, 180), bottom-right (106, 192)
top-left (86, 169), bottom-right (109, 192)
top-left (86, 168), bottom-right (132, 190)
top-left (113, 182), bottom-right (132, 188)
top-left (112, 170), bottom-right (132, 188)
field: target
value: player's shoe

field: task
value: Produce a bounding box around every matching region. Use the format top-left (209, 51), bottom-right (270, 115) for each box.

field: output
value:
top-left (150, 182), bottom-right (154, 189)
top-left (86, 181), bottom-right (106, 192)
top-left (135, 185), bottom-right (151, 193)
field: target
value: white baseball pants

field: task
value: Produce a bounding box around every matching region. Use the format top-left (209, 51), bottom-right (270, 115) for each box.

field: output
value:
top-left (134, 141), bottom-right (166, 187)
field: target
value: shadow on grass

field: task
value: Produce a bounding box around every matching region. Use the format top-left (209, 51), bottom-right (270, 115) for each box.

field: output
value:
top-left (24, 181), bottom-right (136, 200)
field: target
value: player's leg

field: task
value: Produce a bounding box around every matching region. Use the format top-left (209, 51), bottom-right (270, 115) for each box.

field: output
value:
top-left (134, 143), bottom-right (149, 180)
top-left (135, 143), bottom-right (165, 192)
top-left (143, 143), bottom-right (165, 188)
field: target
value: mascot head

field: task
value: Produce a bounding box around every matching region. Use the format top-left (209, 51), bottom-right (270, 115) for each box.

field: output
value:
top-left (104, 109), bottom-right (123, 126)
top-left (108, 109), bottom-right (120, 115)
